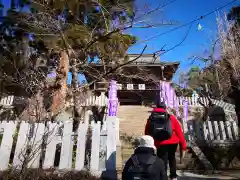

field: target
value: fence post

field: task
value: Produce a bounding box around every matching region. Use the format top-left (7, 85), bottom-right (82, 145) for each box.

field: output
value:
top-left (99, 121), bottom-right (107, 170)
top-left (75, 122), bottom-right (88, 170)
top-left (0, 121), bottom-right (17, 171)
top-left (0, 96), bottom-right (14, 107)
top-left (43, 122), bottom-right (59, 169)
top-left (106, 117), bottom-right (118, 171)
top-left (13, 121), bottom-right (30, 169)
top-left (28, 123), bottom-right (45, 168)
top-left (59, 121), bottom-right (73, 170)
top-left (90, 121), bottom-right (101, 173)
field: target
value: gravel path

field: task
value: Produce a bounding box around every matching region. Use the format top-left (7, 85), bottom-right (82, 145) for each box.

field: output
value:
top-left (176, 170), bottom-right (240, 180)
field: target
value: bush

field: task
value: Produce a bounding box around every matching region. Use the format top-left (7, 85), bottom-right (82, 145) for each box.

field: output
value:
top-left (0, 169), bottom-right (101, 180)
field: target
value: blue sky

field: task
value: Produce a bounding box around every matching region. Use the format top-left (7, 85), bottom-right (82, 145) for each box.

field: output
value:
top-left (2, 0), bottom-right (239, 83)
top-left (127, 0), bottom-right (239, 82)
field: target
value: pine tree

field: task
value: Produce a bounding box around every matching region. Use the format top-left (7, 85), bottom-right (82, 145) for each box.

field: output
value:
top-left (0, 0), bottom-right (136, 120)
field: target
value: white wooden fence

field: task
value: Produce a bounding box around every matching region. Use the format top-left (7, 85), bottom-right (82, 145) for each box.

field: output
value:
top-left (0, 95), bottom-right (14, 108)
top-left (66, 92), bottom-right (108, 107)
top-left (0, 94), bottom-right (108, 108)
top-left (0, 119), bottom-right (119, 173)
top-left (177, 97), bottom-right (235, 111)
top-left (187, 120), bottom-right (238, 145)
top-left (185, 119), bottom-right (238, 169)
top-left (0, 95), bottom-right (236, 110)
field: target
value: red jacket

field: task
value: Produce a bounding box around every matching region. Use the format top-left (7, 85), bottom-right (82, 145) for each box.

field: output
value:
top-left (145, 108), bottom-right (187, 150)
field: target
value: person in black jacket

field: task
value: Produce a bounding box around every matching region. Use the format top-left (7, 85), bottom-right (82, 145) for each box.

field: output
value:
top-left (122, 135), bottom-right (168, 180)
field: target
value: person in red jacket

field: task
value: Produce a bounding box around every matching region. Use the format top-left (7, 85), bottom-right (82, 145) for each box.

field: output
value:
top-left (145, 102), bottom-right (187, 180)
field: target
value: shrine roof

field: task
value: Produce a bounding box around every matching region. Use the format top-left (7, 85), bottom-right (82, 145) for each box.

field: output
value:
top-left (83, 54), bottom-right (180, 82)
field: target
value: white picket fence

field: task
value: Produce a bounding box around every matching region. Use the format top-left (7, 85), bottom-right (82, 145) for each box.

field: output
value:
top-left (1, 95), bottom-right (235, 110)
top-left (0, 119), bottom-right (119, 173)
top-left (0, 95), bottom-right (14, 107)
top-left (187, 120), bottom-right (238, 144)
top-left (65, 92), bottom-right (108, 107)
top-left (0, 94), bottom-right (108, 108)
top-left (177, 97), bottom-right (235, 111)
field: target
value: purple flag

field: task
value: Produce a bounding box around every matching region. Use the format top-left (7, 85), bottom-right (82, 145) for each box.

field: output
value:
top-left (108, 80), bottom-right (118, 116)
top-left (165, 82), bottom-right (170, 107)
top-left (176, 103), bottom-right (180, 117)
top-left (183, 100), bottom-right (188, 122)
top-left (108, 99), bottom-right (118, 116)
top-left (159, 82), bottom-right (164, 102)
top-left (172, 88), bottom-right (179, 116)
top-left (169, 86), bottom-right (174, 108)
top-left (108, 89), bottom-right (117, 100)
top-left (161, 81), bottom-right (167, 106)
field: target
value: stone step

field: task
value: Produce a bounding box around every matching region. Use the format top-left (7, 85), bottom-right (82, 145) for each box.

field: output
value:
top-left (118, 106), bottom-right (150, 136)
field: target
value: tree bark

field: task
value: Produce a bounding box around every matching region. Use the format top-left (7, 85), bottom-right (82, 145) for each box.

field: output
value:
top-left (70, 58), bottom-right (82, 131)
top-left (51, 50), bottom-right (69, 116)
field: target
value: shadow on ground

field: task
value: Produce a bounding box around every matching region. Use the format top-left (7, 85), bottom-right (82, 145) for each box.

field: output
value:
top-left (177, 172), bottom-right (239, 180)
top-left (178, 177), bottom-right (237, 180)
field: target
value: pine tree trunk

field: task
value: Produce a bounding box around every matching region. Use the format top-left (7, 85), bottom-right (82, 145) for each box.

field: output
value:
top-left (51, 50), bottom-right (69, 116)
top-left (71, 58), bottom-right (79, 91)
top-left (70, 58), bottom-right (81, 130)
top-left (71, 58), bottom-right (79, 111)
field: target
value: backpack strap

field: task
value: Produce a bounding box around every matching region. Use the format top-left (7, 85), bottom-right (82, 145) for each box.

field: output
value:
top-left (146, 156), bottom-right (156, 165)
top-left (146, 156), bottom-right (156, 174)
top-left (131, 155), bottom-right (139, 166)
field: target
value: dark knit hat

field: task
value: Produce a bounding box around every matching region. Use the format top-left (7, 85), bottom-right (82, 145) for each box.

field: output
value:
top-left (156, 101), bottom-right (166, 109)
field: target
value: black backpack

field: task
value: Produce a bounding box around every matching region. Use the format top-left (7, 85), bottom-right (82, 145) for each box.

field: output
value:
top-left (148, 111), bottom-right (172, 141)
top-left (128, 155), bottom-right (156, 180)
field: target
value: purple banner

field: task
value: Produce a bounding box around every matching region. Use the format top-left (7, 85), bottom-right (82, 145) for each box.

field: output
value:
top-left (108, 90), bottom-right (117, 100)
top-left (159, 82), bottom-right (164, 102)
top-left (172, 88), bottom-right (179, 116)
top-left (165, 82), bottom-right (170, 107)
top-left (183, 100), bottom-right (188, 122)
top-left (160, 81), bottom-right (174, 107)
top-left (176, 103), bottom-right (180, 117)
top-left (160, 81), bottom-right (167, 105)
top-left (169, 86), bottom-right (174, 108)
top-left (108, 99), bottom-right (118, 116)
top-left (108, 80), bottom-right (118, 116)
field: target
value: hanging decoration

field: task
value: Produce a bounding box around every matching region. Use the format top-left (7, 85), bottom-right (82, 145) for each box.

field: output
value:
top-left (108, 80), bottom-right (118, 116)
